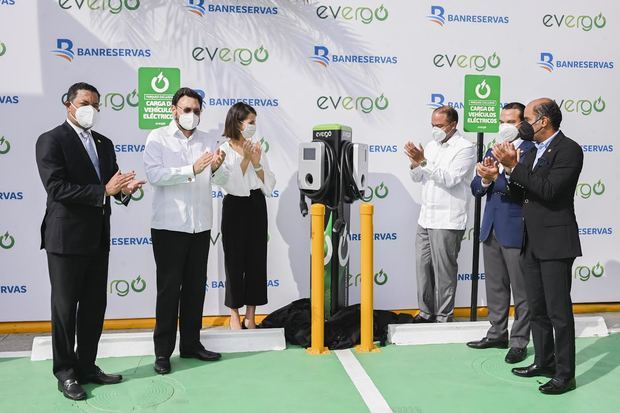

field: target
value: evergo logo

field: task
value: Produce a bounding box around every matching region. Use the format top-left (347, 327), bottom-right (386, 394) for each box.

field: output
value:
top-left (114, 187), bottom-right (144, 205)
top-left (52, 38), bottom-right (151, 62)
top-left (0, 136), bottom-right (11, 155)
top-left (558, 97), bottom-right (605, 115)
top-left (348, 268), bottom-right (389, 287)
top-left (538, 52), bottom-right (614, 72)
top-left (58, 0), bottom-right (140, 14)
top-left (192, 45), bottom-right (269, 65)
top-left (433, 52), bottom-right (501, 71)
top-left (109, 275), bottom-right (146, 296)
top-left (576, 179), bottom-right (605, 199)
top-left (427, 5), bottom-right (509, 26)
top-left (361, 182), bottom-right (389, 202)
top-left (0, 231), bottom-right (15, 249)
top-left (259, 137), bottom-right (270, 153)
top-left (574, 262), bottom-right (604, 281)
top-left (316, 4), bottom-right (388, 24)
top-left (543, 12), bottom-right (606, 31)
top-left (62, 89), bottom-right (139, 111)
top-left (310, 45), bottom-right (397, 67)
top-left (0, 42), bottom-right (6, 57)
top-left (186, 1), bottom-right (278, 17)
top-left (317, 93), bottom-right (389, 114)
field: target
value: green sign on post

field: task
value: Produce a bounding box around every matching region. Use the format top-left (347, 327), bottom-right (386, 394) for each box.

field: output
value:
top-left (138, 67), bottom-right (180, 130)
top-left (463, 74), bottom-right (501, 133)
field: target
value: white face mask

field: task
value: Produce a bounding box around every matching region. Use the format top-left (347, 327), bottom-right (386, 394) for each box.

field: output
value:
top-left (242, 123), bottom-right (256, 139)
top-left (431, 126), bottom-right (447, 143)
top-left (178, 112), bottom-right (200, 131)
top-left (71, 103), bottom-right (97, 129)
top-left (498, 123), bottom-right (519, 143)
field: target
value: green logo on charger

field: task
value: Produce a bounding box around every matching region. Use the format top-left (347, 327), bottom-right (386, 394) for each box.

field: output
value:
top-left (1, 231), bottom-right (15, 249)
top-left (138, 67), bottom-right (180, 129)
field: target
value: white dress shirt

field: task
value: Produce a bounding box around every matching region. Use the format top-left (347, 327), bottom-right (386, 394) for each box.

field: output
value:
top-left (143, 121), bottom-right (228, 233)
top-left (409, 131), bottom-right (476, 230)
top-left (212, 140), bottom-right (276, 197)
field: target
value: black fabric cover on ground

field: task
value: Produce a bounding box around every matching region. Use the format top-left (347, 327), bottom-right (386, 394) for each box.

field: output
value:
top-left (259, 298), bottom-right (414, 349)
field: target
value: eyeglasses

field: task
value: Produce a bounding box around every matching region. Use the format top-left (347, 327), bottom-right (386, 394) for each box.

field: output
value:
top-left (176, 105), bottom-right (202, 116)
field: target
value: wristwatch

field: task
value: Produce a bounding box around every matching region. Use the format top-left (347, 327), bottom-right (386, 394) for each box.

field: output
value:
top-left (420, 159), bottom-right (428, 167)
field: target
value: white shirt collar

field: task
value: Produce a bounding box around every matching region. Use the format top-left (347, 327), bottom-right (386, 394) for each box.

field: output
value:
top-left (167, 120), bottom-right (195, 140)
top-left (66, 118), bottom-right (89, 137)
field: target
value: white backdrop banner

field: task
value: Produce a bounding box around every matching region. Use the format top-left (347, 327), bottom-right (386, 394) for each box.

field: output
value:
top-left (0, 0), bottom-right (618, 321)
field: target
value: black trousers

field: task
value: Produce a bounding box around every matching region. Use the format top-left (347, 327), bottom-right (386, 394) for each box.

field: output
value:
top-left (47, 250), bottom-right (109, 382)
top-left (221, 189), bottom-right (268, 309)
top-left (522, 241), bottom-right (576, 380)
top-left (151, 229), bottom-right (210, 358)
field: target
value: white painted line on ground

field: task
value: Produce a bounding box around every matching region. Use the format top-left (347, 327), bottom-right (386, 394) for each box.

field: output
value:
top-left (335, 349), bottom-right (393, 413)
top-left (0, 351), bottom-right (31, 358)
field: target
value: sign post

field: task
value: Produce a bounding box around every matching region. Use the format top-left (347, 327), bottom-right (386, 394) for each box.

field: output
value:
top-left (464, 74), bottom-right (501, 321)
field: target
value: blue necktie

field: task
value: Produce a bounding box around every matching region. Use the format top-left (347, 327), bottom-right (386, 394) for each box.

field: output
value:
top-left (82, 131), bottom-right (101, 180)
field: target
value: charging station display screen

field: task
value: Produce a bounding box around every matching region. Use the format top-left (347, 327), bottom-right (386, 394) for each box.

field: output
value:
top-left (303, 148), bottom-right (316, 160)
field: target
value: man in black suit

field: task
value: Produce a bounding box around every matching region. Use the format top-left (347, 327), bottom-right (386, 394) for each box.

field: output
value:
top-left (492, 98), bottom-right (583, 395)
top-left (35, 82), bottom-right (144, 400)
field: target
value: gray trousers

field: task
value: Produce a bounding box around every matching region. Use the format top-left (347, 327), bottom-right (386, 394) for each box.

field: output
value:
top-left (483, 232), bottom-right (530, 348)
top-left (415, 225), bottom-right (465, 322)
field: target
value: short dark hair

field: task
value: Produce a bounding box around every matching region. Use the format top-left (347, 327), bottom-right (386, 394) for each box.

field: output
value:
top-left (502, 102), bottom-right (525, 121)
top-left (65, 82), bottom-right (100, 104)
top-left (534, 99), bottom-right (562, 130)
top-left (171, 87), bottom-right (203, 108)
top-left (433, 105), bottom-right (458, 124)
top-left (223, 102), bottom-right (257, 140)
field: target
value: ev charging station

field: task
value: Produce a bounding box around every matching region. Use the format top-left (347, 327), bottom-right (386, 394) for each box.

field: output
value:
top-left (298, 124), bottom-right (368, 318)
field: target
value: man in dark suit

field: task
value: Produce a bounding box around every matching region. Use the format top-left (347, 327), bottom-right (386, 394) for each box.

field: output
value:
top-left (35, 82), bottom-right (144, 400)
top-left (493, 98), bottom-right (583, 395)
top-left (467, 103), bottom-right (535, 364)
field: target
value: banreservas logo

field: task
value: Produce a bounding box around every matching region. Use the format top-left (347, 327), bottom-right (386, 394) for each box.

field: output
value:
top-left (52, 38), bottom-right (151, 62)
top-left (316, 3), bottom-right (388, 24)
top-left (310, 45), bottom-right (397, 67)
top-left (538, 52), bottom-right (614, 72)
top-left (427, 5), bottom-right (509, 26)
top-left (542, 12), bottom-right (606, 31)
top-left (186, 1), bottom-right (277, 17)
top-left (58, 0), bottom-right (140, 14)
top-left (192, 45), bottom-right (269, 65)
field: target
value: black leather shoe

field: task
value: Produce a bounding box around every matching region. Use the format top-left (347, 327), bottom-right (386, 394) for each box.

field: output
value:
top-left (57, 379), bottom-right (86, 401)
top-left (80, 366), bottom-right (122, 384)
top-left (154, 357), bottom-right (171, 375)
top-left (412, 314), bottom-right (436, 324)
top-left (466, 337), bottom-right (509, 349)
top-left (505, 347), bottom-right (528, 364)
top-left (539, 377), bottom-right (576, 395)
top-left (180, 348), bottom-right (222, 361)
top-left (511, 363), bottom-right (555, 378)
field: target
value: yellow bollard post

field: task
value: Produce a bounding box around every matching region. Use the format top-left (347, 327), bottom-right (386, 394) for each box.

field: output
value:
top-left (357, 203), bottom-right (379, 353)
top-left (307, 203), bottom-right (329, 355)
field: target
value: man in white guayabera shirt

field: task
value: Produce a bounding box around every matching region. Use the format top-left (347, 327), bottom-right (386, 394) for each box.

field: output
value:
top-left (404, 105), bottom-right (476, 323)
top-left (143, 87), bottom-right (227, 375)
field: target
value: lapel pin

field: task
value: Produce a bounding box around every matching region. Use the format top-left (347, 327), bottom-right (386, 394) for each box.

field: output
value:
top-left (97, 139), bottom-right (101, 144)
top-left (547, 148), bottom-right (552, 153)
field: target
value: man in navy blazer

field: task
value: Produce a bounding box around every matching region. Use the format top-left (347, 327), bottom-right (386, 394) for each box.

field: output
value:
top-left (466, 103), bottom-right (535, 365)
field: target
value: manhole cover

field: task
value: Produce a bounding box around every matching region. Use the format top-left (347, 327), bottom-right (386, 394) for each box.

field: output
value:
top-left (84, 378), bottom-right (175, 411)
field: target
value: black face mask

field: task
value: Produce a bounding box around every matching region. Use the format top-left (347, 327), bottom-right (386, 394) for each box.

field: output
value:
top-left (517, 118), bottom-right (540, 141)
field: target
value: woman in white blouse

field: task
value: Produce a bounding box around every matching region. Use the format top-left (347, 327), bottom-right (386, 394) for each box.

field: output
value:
top-left (213, 103), bottom-right (276, 329)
